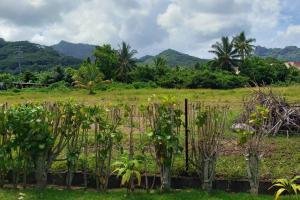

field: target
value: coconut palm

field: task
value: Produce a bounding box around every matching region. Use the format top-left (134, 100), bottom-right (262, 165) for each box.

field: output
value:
top-left (154, 57), bottom-right (167, 68)
top-left (233, 32), bottom-right (256, 61)
top-left (209, 36), bottom-right (240, 72)
top-left (74, 62), bottom-right (104, 95)
top-left (116, 42), bottom-right (137, 83)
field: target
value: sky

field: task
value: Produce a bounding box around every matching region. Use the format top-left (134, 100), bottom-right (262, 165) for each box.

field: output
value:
top-left (0, 0), bottom-right (300, 58)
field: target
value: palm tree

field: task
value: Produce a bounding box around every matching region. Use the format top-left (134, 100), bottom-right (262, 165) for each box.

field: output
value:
top-left (209, 36), bottom-right (240, 72)
top-left (153, 57), bottom-right (167, 68)
top-left (116, 42), bottom-right (137, 82)
top-left (74, 62), bottom-right (103, 95)
top-left (233, 32), bottom-right (256, 61)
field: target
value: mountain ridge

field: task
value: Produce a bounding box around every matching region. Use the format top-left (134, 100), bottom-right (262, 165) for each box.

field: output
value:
top-left (138, 49), bottom-right (208, 67)
top-left (52, 40), bottom-right (96, 60)
top-left (0, 39), bottom-right (82, 73)
top-left (254, 45), bottom-right (300, 61)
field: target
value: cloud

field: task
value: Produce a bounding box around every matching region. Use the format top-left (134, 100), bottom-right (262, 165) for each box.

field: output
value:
top-left (272, 25), bottom-right (300, 47)
top-left (0, 0), bottom-right (80, 26)
top-left (0, 0), bottom-right (297, 58)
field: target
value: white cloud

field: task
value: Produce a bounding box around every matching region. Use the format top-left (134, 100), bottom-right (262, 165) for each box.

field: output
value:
top-left (272, 25), bottom-right (300, 47)
top-left (0, 0), bottom-right (297, 58)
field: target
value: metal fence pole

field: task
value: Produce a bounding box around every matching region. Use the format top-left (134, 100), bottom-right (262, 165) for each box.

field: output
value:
top-left (184, 98), bottom-right (189, 172)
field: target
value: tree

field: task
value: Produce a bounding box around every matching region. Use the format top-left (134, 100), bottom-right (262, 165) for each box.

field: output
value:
top-left (22, 71), bottom-right (37, 83)
top-left (74, 62), bottom-right (104, 94)
top-left (209, 36), bottom-right (240, 72)
top-left (154, 57), bottom-right (167, 68)
top-left (94, 44), bottom-right (119, 80)
top-left (233, 32), bottom-right (256, 61)
top-left (116, 42), bottom-right (137, 83)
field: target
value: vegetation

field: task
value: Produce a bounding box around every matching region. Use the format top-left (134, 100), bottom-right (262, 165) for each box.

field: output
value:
top-left (270, 176), bottom-right (300, 200)
top-left (0, 38), bottom-right (81, 73)
top-left (209, 36), bottom-right (240, 72)
top-left (1, 33), bottom-right (300, 92)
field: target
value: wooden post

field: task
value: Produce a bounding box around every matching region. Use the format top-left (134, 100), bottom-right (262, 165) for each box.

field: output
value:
top-left (184, 98), bottom-right (189, 172)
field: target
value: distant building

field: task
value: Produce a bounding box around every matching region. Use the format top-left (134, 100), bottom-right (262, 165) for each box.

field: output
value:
top-left (285, 62), bottom-right (300, 70)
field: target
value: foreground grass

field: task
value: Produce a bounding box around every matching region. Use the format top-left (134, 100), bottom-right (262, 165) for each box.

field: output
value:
top-left (0, 188), bottom-right (278, 200)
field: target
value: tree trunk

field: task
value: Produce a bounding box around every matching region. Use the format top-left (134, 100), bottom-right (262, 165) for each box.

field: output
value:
top-left (35, 155), bottom-right (47, 189)
top-left (202, 157), bottom-right (216, 192)
top-left (246, 151), bottom-right (259, 195)
top-left (66, 168), bottom-right (73, 189)
top-left (160, 165), bottom-right (171, 191)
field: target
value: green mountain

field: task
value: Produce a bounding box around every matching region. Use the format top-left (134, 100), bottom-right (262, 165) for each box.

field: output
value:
top-left (139, 49), bottom-right (208, 67)
top-left (52, 40), bottom-right (96, 59)
top-left (254, 46), bottom-right (300, 61)
top-left (0, 38), bottom-right (82, 74)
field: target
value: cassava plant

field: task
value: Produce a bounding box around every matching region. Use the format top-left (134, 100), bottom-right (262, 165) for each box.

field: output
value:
top-left (146, 96), bottom-right (182, 191)
top-left (64, 104), bottom-right (86, 189)
top-left (90, 105), bottom-right (122, 192)
top-left (190, 104), bottom-right (228, 192)
top-left (7, 102), bottom-right (86, 189)
top-left (238, 105), bottom-right (270, 195)
top-left (0, 104), bottom-right (9, 188)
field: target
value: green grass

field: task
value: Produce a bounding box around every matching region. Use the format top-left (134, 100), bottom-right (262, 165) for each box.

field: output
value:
top-left (0, 188), bottom-right (280, 200)
top-left (1, 85), bottom-right (299, 107)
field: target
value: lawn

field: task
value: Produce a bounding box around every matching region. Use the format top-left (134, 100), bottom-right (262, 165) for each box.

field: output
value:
top-left (0, 188), bottom-right (279, 200)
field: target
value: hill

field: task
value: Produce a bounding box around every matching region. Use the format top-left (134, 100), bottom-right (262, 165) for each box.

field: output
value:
top-left (0, 38), bottom-right (82, 73)
top-left (52, 40), bottom-right (96, 59)
top-left (254, 46), bottom-right (300, 61)
top-left (139, 49), bottom-right (208, 67)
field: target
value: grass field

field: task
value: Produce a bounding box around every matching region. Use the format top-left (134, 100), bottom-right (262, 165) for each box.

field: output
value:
top-left (0, 188), bottom-right (282, 200)
top-left (1, 85), bottom-right (299, 106)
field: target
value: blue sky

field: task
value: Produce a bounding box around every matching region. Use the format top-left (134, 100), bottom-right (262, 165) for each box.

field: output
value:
top-left (0, 0), bottom-right (299, 58)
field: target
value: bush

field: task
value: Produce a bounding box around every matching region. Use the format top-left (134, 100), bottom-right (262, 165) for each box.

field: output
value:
top-left (240, 57), bottom-right (291, 85)
top-left (187, 70), bottom-right (249, 89)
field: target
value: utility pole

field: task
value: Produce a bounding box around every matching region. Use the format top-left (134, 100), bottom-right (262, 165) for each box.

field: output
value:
top-left (16, 46), bottom-right (23, 74)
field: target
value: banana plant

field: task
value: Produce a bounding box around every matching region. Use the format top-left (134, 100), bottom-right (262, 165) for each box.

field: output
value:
top-left (269, 176), bottom-right (300, 200)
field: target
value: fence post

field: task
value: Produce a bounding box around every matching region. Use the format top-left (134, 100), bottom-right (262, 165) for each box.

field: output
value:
top-left (184, 98), bottom-right (189, 172)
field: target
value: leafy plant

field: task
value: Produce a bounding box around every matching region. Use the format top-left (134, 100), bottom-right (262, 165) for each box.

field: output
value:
top-left (112, 154), bottom-right (142, 193)
top-left (146, 95), bottom-right (182, 191)
top-left (269, 176), bottom-right (300, 200)
top-left (190, 105), bottom-right (228, 192)
top-left (238, 105), bottom-right (270, 195)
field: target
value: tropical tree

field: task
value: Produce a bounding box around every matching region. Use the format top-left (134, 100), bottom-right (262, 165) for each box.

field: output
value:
top-left (233, 32), bottom-right (256, 61)
top-left (116, 42), bottom-right (137, 83)
top-left (94, 44), bottom-right (119, 80)
top-left (74, 61), bottom-right (104, 94)
top-left (209, 36), bottom-right (240, 72)
top-left (154, 57), bottom-right (167, 68)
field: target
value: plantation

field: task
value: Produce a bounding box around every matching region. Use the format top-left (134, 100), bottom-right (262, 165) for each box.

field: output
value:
top-left (0, 85), bottom-right (299, 200)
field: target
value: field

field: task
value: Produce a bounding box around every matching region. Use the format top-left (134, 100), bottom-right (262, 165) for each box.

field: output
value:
top-left (0, 188), bottom-right (282, 200)
top-left (1, 84), bottom-right (300, 106)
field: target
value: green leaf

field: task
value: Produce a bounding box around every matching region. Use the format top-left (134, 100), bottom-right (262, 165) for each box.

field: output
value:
top-left (274, 188), bottom-right (286, 200)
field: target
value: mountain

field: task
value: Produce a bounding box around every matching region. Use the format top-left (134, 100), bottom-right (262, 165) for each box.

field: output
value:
top-left (139, 49), bottom-right (208, 67)
top-left (52, 40), bottom-right (96, 59)
top-left (0, 38), bottom-right (82, 73)
top-left (254, 46), bottom-right (300, 61)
